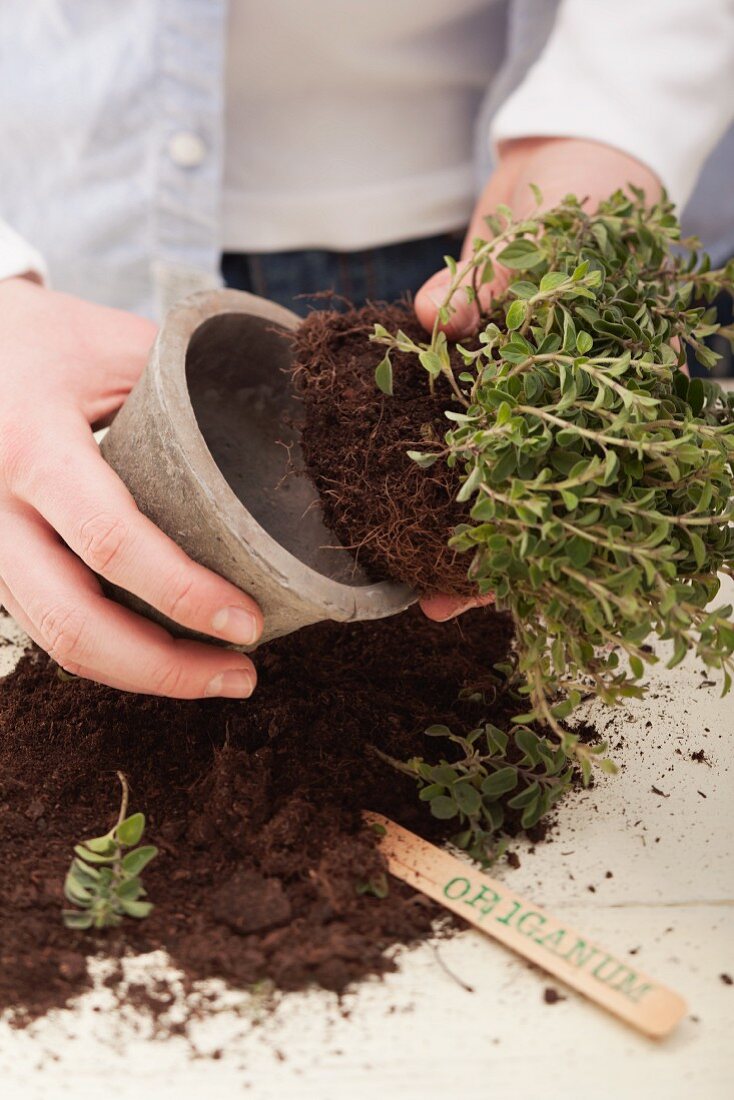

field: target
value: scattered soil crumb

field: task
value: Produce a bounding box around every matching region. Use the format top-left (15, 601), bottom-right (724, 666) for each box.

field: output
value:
top-left (543, 987), bottom-right (566, 1005)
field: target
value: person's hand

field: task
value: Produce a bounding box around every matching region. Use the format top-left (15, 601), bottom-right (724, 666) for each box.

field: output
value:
top-left (0, 277), bottom-right (263, 697)
top-left (415, 137), bottom-right (662, 622)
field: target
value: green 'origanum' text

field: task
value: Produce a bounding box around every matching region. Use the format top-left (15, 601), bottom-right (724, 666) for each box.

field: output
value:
top-left (444, 874), bottom-right (651, 1003)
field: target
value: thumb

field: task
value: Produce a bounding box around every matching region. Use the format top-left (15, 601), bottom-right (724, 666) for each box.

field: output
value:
top-left (414, 262), bottom-right (496, 340)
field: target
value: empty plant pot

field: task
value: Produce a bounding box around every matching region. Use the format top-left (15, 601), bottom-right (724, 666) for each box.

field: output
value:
top-left (100, 289), bottom-right (415, 647)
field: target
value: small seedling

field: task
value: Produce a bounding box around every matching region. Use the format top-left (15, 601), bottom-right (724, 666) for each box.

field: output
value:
top-left (62, 771), bottom-right (158, 930)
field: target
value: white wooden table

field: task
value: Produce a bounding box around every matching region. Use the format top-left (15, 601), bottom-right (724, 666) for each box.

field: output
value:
top-left (1, 579), bottom-right (732, 1100)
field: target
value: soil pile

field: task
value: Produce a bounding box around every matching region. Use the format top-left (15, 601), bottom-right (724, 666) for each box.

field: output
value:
top-left (294, 303), bottom-right (475, 596)
top-left (0, 605), bottom-right (522, 1026)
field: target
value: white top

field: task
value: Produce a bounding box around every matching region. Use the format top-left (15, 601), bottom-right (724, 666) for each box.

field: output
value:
top-left (1, 0), bottom-right (733, 292)
top-left (222, 0), bottom-right (734, 251)
top-left (222, 0), bottom-right (507, 252)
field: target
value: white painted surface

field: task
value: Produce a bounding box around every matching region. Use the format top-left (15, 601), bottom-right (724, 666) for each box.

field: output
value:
top-left (1, 579), bottom-right (732, 1100)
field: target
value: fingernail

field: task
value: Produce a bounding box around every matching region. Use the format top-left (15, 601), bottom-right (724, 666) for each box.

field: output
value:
top-left (212, 605), bottom-right (260, 646)
top-left (205, 668), bottom-right (256, 699)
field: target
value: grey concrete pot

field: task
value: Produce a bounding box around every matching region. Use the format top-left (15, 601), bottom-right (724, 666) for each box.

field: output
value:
top-left (100, 289), bottom-right (415, 647)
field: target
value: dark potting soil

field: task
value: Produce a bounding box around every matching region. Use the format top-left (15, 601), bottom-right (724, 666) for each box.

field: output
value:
top-left (294, 303), bottom-right (477, 596)
top-left (0, 604), bottom-right (541, 1027)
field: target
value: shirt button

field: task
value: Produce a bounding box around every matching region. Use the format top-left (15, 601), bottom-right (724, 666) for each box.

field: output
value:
top-left (168, 130), bottom-right (207, 168)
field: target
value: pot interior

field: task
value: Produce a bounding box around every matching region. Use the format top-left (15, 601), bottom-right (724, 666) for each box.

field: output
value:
top-left (185, 313), bottom-right (374, 587)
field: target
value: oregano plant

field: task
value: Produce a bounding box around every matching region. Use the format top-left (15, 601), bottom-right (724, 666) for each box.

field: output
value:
top-left (372, 189), bottom-right (734, 782)
top-left (62, 771), bottom-right (158, 930)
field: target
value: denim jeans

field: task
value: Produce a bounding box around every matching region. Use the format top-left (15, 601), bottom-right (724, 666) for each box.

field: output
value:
top-left (222, 230), bottom-right (465, 318)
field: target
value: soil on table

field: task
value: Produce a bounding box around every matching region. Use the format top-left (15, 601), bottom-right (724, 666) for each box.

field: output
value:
top-left (0, 605), bottom-right (544, 1028)
top-left (293, 303), bottom-right (476, 596)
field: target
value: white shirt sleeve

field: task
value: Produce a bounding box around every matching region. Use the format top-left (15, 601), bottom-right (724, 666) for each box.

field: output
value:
top-left (0, 218), bottom-right (48, 284)
top-left (490, 0), bottom-right (734, 210)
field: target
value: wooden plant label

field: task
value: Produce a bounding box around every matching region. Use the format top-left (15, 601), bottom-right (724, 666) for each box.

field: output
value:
top-left (365, 812), bottom-right (687, 1038)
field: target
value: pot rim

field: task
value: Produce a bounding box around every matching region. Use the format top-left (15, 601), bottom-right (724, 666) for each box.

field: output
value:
top-left (151, 288), bottom-right (415, 621)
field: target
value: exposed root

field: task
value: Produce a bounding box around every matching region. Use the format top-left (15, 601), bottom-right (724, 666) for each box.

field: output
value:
top-left (293, 303), bottom-right (476, 596)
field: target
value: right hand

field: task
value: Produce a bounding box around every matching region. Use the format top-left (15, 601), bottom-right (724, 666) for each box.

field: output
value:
top-left (0, 277), bottom-right (263, 698)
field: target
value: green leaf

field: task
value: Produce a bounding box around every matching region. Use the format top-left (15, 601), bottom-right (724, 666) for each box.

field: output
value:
top-left (497, 239), bottom-right (544, 271)
top-left (481, 767), bottom-right (518, 801)
top-left (453, 782), bottom-right (482, 816)
top-left (515, 728), bottom-right (542, 765)
top-left (418, 350), bottom-right (444, 378)
top-left (68, 857), bottom-right (100, 884)
top-left (419, 783), bottom-right (445, 802)
top-left (116, 876), bottom-right (144, 900)
top-left (510, 280), bottom-right (538, 299)
top-left (576, 331), bottom-right (594, 355)
top-left (688, 531), bottom-right (706, 570)
top-left (539, 272), bottom-right (567, 293)
top-left (407, 450), bottom-right (439, 469)
top-left (456, 465), bottom-right (483, 504)
top-left (451, 829), bottom-right (474, 850)
top-left (119, 899), bottom-right (154, 920)
top-left (62, 910), bottom-right (95, 930)
top-left (83, 834), bottom-right (117, 855)
top-left (120, 845), bottom-right (158, 877)
top-left (567, 535), bottom-right (593, 568)
top-left (629, 655), bottom-right (644, 679)
top-left (521, 799), bottom-right (545, 830)
top-left (687, 377), bottom-right (704, 415)
top-left (506, 299), bottom-right (527, 331)
top-left (74, 844), bottom-right (117, 865)
top-left (374, 355), bottom-right (393, 396)
top-left (429, 796), bottom-right (459, 821)
top-left (507, 782), bottom-right (540, 810)
top-left (116, 812), bottom-right (145, 848)
top-left (64, 873), bottom-right (93, 907)
top-left (485, 724), bottom-right (509, 755)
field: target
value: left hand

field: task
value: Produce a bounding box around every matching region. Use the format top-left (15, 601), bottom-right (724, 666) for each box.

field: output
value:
top-left (415, 137), bottom-right (662, 622)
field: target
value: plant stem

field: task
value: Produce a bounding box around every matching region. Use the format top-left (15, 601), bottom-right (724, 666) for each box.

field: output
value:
top-left (115, 771), bottom-right (129, 831)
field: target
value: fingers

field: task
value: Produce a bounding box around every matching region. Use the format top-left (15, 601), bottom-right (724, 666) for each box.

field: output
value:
top-left (420, 592), bottom-right (495, 622)
top-left (13, 420), bottom-right (263, 647)
top-left (0, 504), bottom-right (258, 698)
top-left (0, 582), bottom-right (145, 694)
top-left (414, 263), bottom-right (497, 340)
